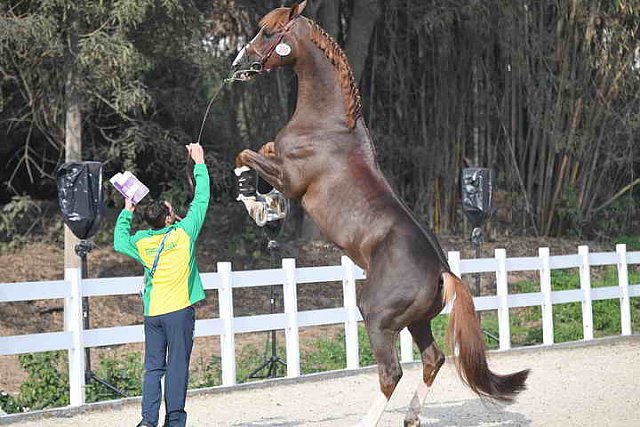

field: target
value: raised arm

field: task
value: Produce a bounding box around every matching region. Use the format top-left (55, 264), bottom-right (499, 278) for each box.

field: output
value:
top-left (179, 144), bottom-right (211, 239)
top-left (113, 200), bottom-right (142, 263)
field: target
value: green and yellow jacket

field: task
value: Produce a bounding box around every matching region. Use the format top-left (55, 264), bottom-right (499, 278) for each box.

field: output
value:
top-left (114, 163), bottom-right (210, 316)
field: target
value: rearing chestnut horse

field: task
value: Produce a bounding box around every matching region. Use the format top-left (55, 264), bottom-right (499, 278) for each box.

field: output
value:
top-left (232, 2), bottom-right (528, 426)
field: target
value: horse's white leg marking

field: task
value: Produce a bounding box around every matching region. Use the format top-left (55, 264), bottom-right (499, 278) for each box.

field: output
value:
top-left (406, 381), bottom-right (431, 420)
top-left (354, 391), bottom-right (389, 427)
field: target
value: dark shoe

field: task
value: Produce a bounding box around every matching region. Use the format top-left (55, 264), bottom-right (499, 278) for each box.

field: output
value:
top-left (136, 420), bottom-right (154, 427)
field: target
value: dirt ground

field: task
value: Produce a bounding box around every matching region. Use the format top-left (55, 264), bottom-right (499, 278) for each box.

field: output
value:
top-left (0, 231), bottom-right (617, 395)
top-left (3, 337), bottom-right (639, 426)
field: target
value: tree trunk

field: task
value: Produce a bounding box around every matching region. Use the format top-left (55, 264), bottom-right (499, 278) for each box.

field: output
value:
top-left (345, 0), bottom-right (381, 83)
top-left (318, 0), bottom-right (340, 39)
top-left (64, 24), bottom-right (82, 271)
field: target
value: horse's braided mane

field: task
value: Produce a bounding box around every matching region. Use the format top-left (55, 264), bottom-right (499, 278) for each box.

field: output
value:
top-left (259, 8), bottom-right (362, 129)
top-left (307, 19), bottom-right (362, 129)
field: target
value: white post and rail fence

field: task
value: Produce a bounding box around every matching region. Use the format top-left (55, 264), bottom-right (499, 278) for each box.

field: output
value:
top-left (1, 245), bottom-right (639, 407)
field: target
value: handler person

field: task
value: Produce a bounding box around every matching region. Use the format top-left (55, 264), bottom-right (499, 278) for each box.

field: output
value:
top-left (113, 143), bottom-right (210, 427)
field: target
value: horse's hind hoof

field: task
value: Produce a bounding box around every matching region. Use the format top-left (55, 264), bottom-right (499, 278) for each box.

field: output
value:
top-left (403, 416), bottom-right (422, 427)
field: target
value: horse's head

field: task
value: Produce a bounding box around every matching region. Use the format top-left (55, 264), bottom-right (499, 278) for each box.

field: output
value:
top-left (230, 1), bottom-right (307, 81)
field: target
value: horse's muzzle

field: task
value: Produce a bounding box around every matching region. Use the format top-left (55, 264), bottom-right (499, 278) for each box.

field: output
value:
top-left (229, 45), bottom-right (263, 82)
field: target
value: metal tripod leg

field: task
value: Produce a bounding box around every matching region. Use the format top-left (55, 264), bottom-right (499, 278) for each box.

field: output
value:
top-left (244, 235), bottom-right (287, 381)
top-left (76, 244), bottom-right (129, 398)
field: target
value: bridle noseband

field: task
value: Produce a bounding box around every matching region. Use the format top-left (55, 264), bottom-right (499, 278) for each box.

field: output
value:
top-left (228, 17), bottom-right (299, 82)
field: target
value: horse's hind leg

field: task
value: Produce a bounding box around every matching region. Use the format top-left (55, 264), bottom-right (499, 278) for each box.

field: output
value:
top-left (404, 318), bottom-right (445, 427)
top-left (356, 317), bottom-right (402, 427)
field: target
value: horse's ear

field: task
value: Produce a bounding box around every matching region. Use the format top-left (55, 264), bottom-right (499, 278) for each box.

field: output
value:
top-left (289, 1), bottom-right (307, 20)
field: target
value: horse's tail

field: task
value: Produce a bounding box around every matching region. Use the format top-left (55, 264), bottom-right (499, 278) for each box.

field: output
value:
top-left (442, 272), bottom-right (529, 402)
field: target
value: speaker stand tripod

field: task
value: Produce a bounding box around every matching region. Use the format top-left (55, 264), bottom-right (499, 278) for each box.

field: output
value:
top-left (470, 228), bottom-right (499, 343)
top-left (244, 238), bottom-right (287, 380)
top-left (75, 240), bottom-right (128, 398)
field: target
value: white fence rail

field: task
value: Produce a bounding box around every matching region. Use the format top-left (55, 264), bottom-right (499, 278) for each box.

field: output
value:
top-left (1, 245), bottom-right (639, 407)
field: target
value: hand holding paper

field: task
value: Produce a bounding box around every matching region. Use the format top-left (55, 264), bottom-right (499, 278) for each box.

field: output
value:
top-left (110, 171), bottom-right (149, 205)
top-left (124, 198), bottom-right (135, 212)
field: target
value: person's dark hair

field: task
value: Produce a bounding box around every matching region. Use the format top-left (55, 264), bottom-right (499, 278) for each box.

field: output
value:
top-left (143, 200), bottom-right (170, 229)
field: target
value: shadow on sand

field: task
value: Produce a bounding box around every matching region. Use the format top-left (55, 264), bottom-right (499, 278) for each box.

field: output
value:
top-left (388, 398), bottom-right (531, 427)
top-left (231, 398), bottom-right (530, 426)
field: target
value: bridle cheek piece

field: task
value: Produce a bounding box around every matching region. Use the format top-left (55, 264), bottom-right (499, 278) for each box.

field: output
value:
top-left (228, 17), bottom-right (298, 82)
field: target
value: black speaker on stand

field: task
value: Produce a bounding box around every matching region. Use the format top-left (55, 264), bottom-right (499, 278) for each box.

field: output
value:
top-left (461, 168), bottom-right (499, 343)
top-left (56, 161), bottom-right (128, 398)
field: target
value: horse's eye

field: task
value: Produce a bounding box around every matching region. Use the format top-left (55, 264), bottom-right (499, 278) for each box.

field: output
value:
top-left (263, 30), bottom-right (273, 39)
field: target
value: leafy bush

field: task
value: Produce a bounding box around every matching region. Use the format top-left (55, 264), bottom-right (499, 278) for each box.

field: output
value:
top-left (0, 352), bottom-right (67, 414)
top-left (0, 391), bottom-right (26, 414)
top-left (0, 196), bottom-right (60, 249)
top-left (189, 355), bottom-right (222, 389)
top-left (85, 352), bottom-right (144, 402)
top-left (503, 268), bottom-right (640, 346)
top-left (16, 352), bottom-right (69, 411)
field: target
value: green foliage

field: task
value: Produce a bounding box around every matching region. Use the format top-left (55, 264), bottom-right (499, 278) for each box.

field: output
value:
top-left (0, 351), bottom-right (146, 414)
top-left (0, 0), bottom-right (226, 198)
top-left (16, 352), bottom-right (69, 411)
top-left (592, 195), bottom-right (640, 240)
top-left (0, 195), bottom-right (41, 249)
top-left (1, 352), bottom-right (69, 413)
top-left (189, 343), bottom-right (290, 388)
top-left (301, 334), bottom-right (346, 373)
top-left (556, 185), bottom-right (582, 238)
top-left (504, 268), bottom-right (640, 346)
top-left (0, 196), bottom-right (62, 250)
top-left (189, 355), bottom-right (222, 389)
top-left (235, 343), bottom-right (285, 382)
top-left (158, 179), bottom-right (193, 216)
top-left (78, 31), bottom-right (152, 114)
top-left (298, 324), bottom-right (376, 374)
top-left (479, 312), bottom-right (500, 350)
top-left (431, 314), bottom-right (448, 351)
top-left (358, 324), bottom-right (375, 367)
top-left (615, 235), bottom-right (640, 251)
top-left (225, 224), bottom-right (264, 261)
top-left (85, 353), bottom-right (144, 402)
top-left (0, 391), bottom-right (25, 414)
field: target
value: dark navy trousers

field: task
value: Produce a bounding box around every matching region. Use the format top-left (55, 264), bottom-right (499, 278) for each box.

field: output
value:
top-left (142, 306), bottom-right (195, 427)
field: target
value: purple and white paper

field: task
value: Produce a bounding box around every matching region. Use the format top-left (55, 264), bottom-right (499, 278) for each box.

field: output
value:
top-left (109, 171), bottom-right (149, 204)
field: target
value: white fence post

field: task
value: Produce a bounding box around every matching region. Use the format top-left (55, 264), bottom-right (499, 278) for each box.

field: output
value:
top-left (495, 249), bottom-right (511, 351)
top-left (400, 328), bottom-right (414, 363)
top-left (578, 246), bottom-right (594, 341)
top-left (65, 267), bottom-right (85, 406)
top-left (539, 247), bottom-right (554, 346)
top-left (218, 262), bottom-right (236, 386)
top-left (616, 244), bottom-right (632, 336)
top-left (446, 251), bottom-right (461, 316)
top-left (283, 258), bottom-right (300, 378)
top-left (448, 251), bottom-right (462, 277)
top-left (396, 249), bottom-right (413, 361)
top-left (341, 256), bottom-right (360, 369)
